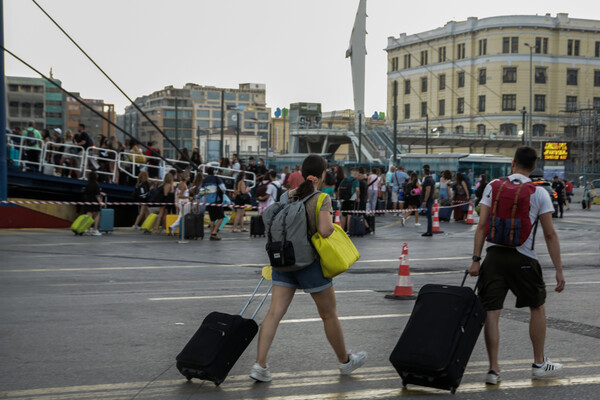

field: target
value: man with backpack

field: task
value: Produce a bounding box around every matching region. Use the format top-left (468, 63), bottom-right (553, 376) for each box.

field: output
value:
top-left (22, 121), bottom-right (43, 167)
top-left (469, 146), bottom-right (566, 385)
top-left (256, 170), bottom-right (282, 213)
top-left (338, 168), bottom-right (360, 233)
top-left (391, 165), bottom-right (409, 217)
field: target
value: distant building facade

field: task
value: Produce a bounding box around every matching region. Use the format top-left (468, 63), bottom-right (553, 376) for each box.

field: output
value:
top-left (65, 95), bottom-right (115, 139)
top-left (122, 83), bottom-right (271, 160)
top-left (6, 76), bottom-right (65, 132)
top-left (386, 13), bottom-right (600, 139)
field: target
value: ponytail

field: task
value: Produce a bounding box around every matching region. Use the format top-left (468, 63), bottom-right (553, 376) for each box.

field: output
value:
top-left (295, 154), bottom-right (327, 200)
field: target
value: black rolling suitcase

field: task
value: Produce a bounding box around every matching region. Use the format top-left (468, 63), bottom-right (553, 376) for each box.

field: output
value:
top-left (250, 215), bottom-right (265, 237)
top-left (376, 199), bottom-right (386, 216)
top-left (183, 213), bottom-right (204, 239)
top-left (349, 215), bottom-right (366, 236)
top-left (176, 277), bottom-right (272, 385)
top-left (389, 271), bottom-right (486, 394)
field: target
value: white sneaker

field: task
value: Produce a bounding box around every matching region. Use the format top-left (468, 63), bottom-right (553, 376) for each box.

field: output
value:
top-left (485, 369), bottom-right (501, 385)
top-left (91, 230), bottom-right (102, 236)
top-left (339, 351), bottom-right (367, 375)
top-left (132, 225), bottom-right (141, 230)
top-left (414, 223), bottom-right (421, 226)
top-left (401, 217), bottom-right (405, 226)
top-left (532, 357), bottom-right (563, 379)
top-left (250, 363), bottom-right (272, 382)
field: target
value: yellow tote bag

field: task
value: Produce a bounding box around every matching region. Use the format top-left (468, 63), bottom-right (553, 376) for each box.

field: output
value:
top-left (311, 193), bottom-right (360, 278)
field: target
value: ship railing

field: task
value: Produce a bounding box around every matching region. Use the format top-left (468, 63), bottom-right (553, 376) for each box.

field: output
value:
top-left (83, 147), bottom-right (119, 182)
top-left (199, 164), bottom-right (257, 191)
top-left (6, 133), bottom-right (48, 171)
top-left (39, 141), bottom-right (87, 178)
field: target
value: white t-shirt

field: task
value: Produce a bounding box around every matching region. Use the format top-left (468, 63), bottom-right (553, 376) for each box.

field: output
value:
top-left (258, 181), bottom-right (279, 213)
top-left (480, 173), bottom-right (554, 260)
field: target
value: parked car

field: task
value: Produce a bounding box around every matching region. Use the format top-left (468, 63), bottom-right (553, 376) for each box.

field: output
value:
top-left (532, 179), bottom-right (559, 218)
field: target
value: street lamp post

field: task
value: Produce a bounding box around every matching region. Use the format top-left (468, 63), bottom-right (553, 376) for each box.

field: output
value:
top-left (236, 111), bottom-right (240, 156)
top-left (524, 43), bottom-right (534, 147)
top-left (392, 80), bottom-right (398, 165)
top-left (520, 107), bottom-right (527, 144)
top-left (425, 113), bottom-right (429, 154)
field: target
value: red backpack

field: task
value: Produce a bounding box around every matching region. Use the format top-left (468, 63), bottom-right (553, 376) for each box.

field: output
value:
top-left (485, 177), bottom-right (537, 247)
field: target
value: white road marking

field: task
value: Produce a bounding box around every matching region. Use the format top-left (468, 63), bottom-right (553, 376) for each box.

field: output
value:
top-left (280, 313), bottom-right (410, 324)
top-left (148, 289), bottom-right (373, 301)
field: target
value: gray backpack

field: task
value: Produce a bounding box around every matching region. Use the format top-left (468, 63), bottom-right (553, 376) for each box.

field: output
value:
top-left (262, 191), bottom-right (319, 272)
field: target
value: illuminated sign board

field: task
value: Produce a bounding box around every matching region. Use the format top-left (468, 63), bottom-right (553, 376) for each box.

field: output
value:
top-left (542, 142), bottom-right (569, 161)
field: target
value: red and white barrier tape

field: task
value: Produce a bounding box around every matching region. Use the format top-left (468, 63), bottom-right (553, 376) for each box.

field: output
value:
top-left (0, 200), bottom-right (472, 213)
top-left (0, 200), bottom-right (257, 209)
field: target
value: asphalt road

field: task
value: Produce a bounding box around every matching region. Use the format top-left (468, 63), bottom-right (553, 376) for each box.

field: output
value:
top-left (0, 206), bottom-right (599, 400)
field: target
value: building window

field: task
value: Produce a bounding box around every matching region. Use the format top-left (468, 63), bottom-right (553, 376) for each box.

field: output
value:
top-left (457, 71), bottom-right (465, 88)
top-left (502, 37), bottom-right (518, 53)
top-left (596, 42), bottom-right (600, 57)
top-left (457, 43), bottom-right (466, 59)
top-left (9, 101), bottom-right (18, 117)
top-left (535, 37), bottom-right (548, 54)
top-left (567, 39), bottom-right (580, 56)
top-left (404, 79), bottom-right (411, 95)
top-left (500, 123), bottom-right (517, 136)
top-left (212, 110), bottom-right (222, 118)
top-left (566, 96), bottom-right (578, 112)
top-left (421, 77), bottom-right (428, 93)
top-left (455, 125), bottom-right (464, 134)
top-left (477, 124), bottom-right (486, 135)
top-left (564, 125), bottom-right (578, 137)
top-left (478, 95), bottom-right (486, 112)
top-left (457, 98), bottom-right (465, 114)
top-left (534, 95), bottom-right (546, 112)
top-left (207, 91), bottom-right (220, 100)
top-left (238, 93), bottom-right (250, 102)
top-left (438, 46), bottom-right (446, 62)
top-left (479, 68), bottom-right (487, 85)
top-left (420, 50), bottom-right (428, 65)
top-left (502, 94), bottom-right (517, 111)
top-left (421, 102), bottom-right (428, 117)
top-left (479, 39), bottom-right (487, 56)
top-left (503, 67), bottom-right (517, 83)
top-left (567, 69), bottom-right (578, 85)
top-left (594, 97), bottom-right (600, 111)
top-left (196, 120), bottom-right (210, 128)
top-left (439, 99), bottom-right (445, 116)
top-left (533, 124), bottom-right (546, 137)
top-left (535, 67), bottom-right (547, 84)
top-left (224, 92), bottom-right (236, 101)
top-left (258, 112), bottom-right (269, 120)
top-left (196, 109), bottom-right (210, 118)
top-left (439, 74), bottom-right (446, 90)
top-left (594, 70), bottom-right (600, 87)
top-left (391, 57), bottom-right (399, 71)
top-left (404, 104), bottom-right (410, 119)
top-left (404, 54), bottom-right (411, 69)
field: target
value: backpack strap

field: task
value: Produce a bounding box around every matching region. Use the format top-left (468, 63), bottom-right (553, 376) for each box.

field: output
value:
top-left (490, 178), bottom-right (508, 243)
top-left (508, 182), bottom-right (525, 244)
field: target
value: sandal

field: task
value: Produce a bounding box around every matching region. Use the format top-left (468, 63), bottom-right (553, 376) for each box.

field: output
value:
top-left (232, 228), bottom-right (241, 233)
top-left (241, 228), bottom-right (248, 232)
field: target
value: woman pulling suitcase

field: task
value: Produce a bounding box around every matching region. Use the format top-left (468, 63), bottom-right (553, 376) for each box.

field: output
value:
top-left (250, 154), bottom-right (367, 382)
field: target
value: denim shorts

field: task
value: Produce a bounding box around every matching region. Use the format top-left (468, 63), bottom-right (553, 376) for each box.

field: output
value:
top-left (272, 258), bottom-right (333, 293)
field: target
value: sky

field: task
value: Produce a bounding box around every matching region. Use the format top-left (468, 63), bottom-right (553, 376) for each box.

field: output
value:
top-left (5, 0), bottom-right (600, 116)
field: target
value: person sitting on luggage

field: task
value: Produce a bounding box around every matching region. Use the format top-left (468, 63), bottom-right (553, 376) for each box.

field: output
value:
top-left (154, 173), bottom-right (175, 234)
top-left (200, 167), bottom-right (227, 240)
top-left (250, 154), bottom-right (367, 383)
top-left (232, 171), bottom-right (251, 232)
top-left (82, 171), bottom-right (106, 236)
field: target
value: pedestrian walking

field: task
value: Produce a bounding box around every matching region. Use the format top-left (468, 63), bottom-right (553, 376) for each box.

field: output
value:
top-left (402, 172), bottom-right (421, 226)
top-left (82, 171), bottom-right (106, 236)
top-left (132, 171), bottom-right (151, 229)
top-left (250, 154), bottom-right (367, 382)
top-left (232, 171), bottom-right (251, 232)
top-left (453, 172), bottom-right (470, 221)
top-left (469, 146), bottom-right (566, 385)
top-left (551, 176), bottom-right (566, 218)
top-left (367, 167), bottom-right (380, 212)
top-left (420, 165), bottom-right (435, 236)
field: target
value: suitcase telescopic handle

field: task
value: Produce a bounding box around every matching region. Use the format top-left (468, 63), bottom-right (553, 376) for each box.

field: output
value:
top-left (462, 269), bottom-right (481, 292)
top-left (239, 277), bottom-right (273, 319)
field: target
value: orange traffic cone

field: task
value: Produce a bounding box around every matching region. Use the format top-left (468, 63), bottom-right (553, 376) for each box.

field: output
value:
top-left (334, 210), bottom-right (341, 226)
top-left (432, 199), bottom-right (443, 234)
top-left (385, 243), bottom-right (416, 300)
top-left (465, 201), bottom-right (475, 224)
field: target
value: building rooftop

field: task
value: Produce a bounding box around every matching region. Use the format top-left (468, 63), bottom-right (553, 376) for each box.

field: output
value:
top-left (386, 13), bottom-right (600, 51)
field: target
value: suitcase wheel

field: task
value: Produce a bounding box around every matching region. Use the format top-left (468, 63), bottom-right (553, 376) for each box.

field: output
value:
top-left (402, 380), bottom-right (407, 389)
top-left (450, 387), bottom-right (456, 395)
top-left (186, 376), bottom-right (192, 382)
